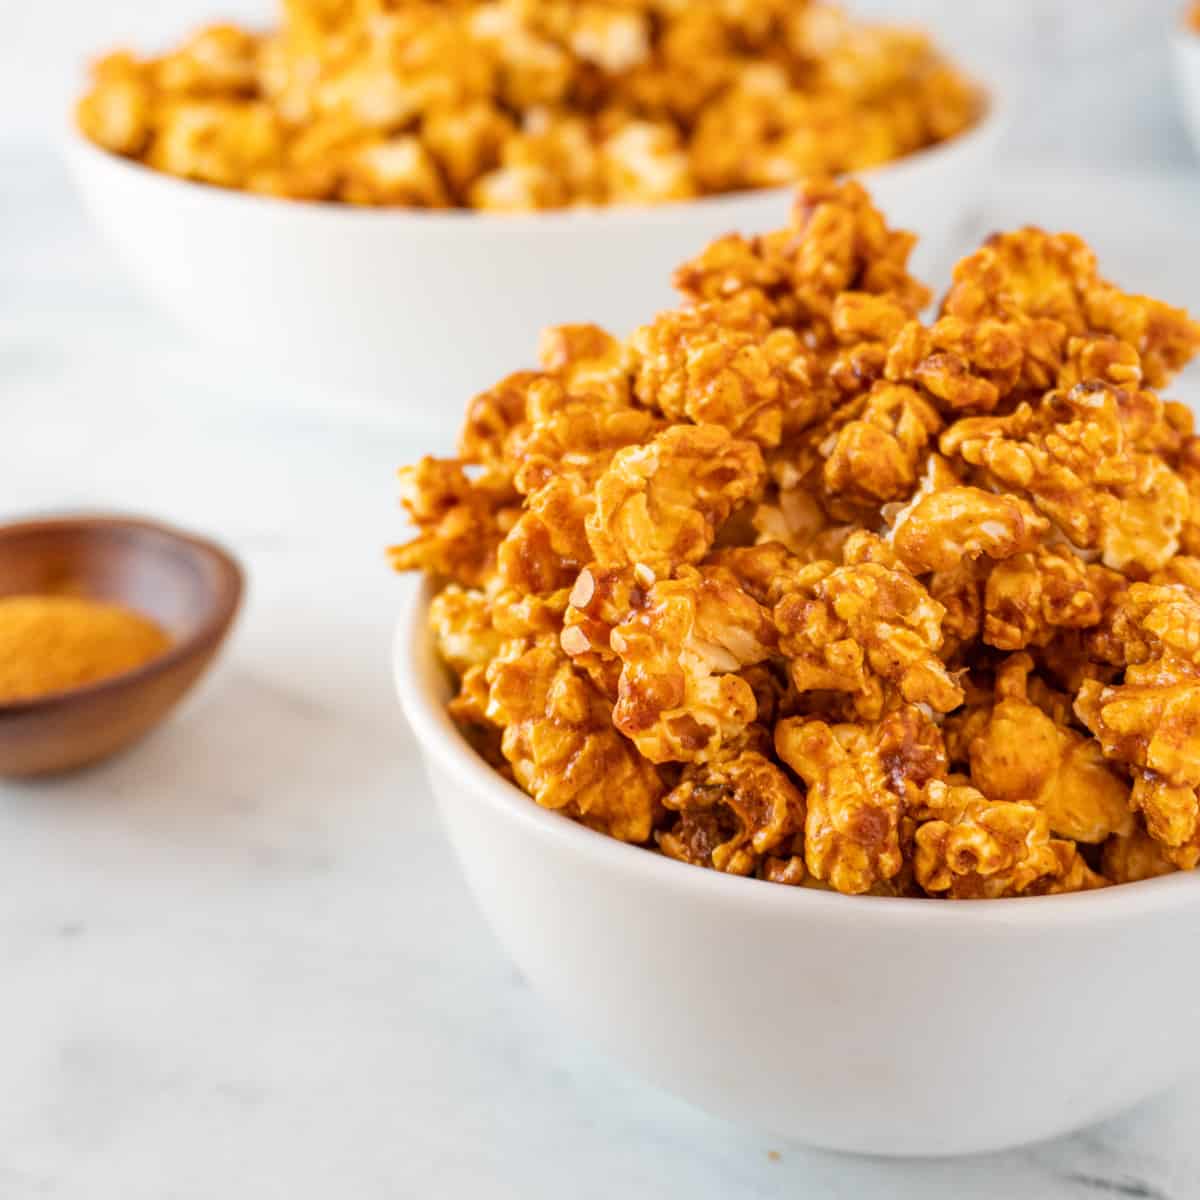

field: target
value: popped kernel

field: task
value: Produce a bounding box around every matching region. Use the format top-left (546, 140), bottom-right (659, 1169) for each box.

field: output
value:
top-left (957, 654), bottom-right (1133, 844)
top-left (486, 638), bottom-right (664, 842)
top-left (658, 751), bottom-right (804, 876)
top-left (585, 423), bottom-right (765, 573)
top-left (776, 705), bottom-right (945, 895)
top-left (913, 779), bottom-right (1078, 900)
top-left (607, 564), bottom-right (776, 762)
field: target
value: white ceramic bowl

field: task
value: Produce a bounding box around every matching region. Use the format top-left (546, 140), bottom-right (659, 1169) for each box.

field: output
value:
top-left (1172, 23), bottom-right (1200, 155)
top-left (396, 576), bottom-right (1200, 1157)
top-left (65, 99), bottom-right (1002, 424)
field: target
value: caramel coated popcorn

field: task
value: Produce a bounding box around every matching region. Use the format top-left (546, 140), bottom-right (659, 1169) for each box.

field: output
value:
top-left (78, 1), bottom-right (980, 210)
top-left (393, 179), bottom-right (1200, 898)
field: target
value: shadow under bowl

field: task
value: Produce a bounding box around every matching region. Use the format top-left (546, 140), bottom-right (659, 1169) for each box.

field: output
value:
top-left (0, 514), bottom-right (243, 776)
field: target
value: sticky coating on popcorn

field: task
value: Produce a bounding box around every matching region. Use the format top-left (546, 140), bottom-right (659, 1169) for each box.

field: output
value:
top-left (77, 0), bottom-right (981, 210)
top-left (392, 178), bottom-right (1200, 898)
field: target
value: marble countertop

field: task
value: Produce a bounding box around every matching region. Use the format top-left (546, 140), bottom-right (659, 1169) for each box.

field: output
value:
top-left (3, 141), bottom-right (1200, 1199)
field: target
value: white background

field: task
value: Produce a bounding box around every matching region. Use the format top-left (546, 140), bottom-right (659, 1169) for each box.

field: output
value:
top-left (4, 3), bottom-right (1200, 1198)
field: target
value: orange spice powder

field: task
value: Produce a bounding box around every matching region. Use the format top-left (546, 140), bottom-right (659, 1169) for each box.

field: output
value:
top-left (0, 595), bottom-right (170, 702)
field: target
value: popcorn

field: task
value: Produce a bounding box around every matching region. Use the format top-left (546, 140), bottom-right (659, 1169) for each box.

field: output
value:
top-left (389, 458), bottom-right (519, 588)
top-left (600, 121), bottom-right (695, 206)
top-left (773, 556), bottom-right (962, 720)
top-left (423, 102), bottom-right (512, 194)
top-left (393, 178), bottom-right (1200, 896)
top-left (889, 480), bottom-right (1049, 575)
top-left (497, 475), bottom-right (595, 594)
top-left (943, 228), bottom-right (1200, 391)
top-left (912, 779), bottom-right (1078, 900)
top-left (1075, 584), bottom-right (1200, 852)
top-left (486, 639), bottom-right (664, 841)
top-left (630, 302), bottom-right (810, 447)
top-left (339, 135), bottom-right (450, 207)
top-left (958, 654), bottom-right (1133, 845)
top-left (658, 751), bottom-right (804, 876)
top-left (607, 564), bottom-right (776, 762)
top-left (568, 5), bottom-right (651, 74)
top-left (513, 392), bottom-right (661, 496)
top-left (78, 3), bottom-right (981, 210)
top-left (430, 585), bottom-right (506, 675)
top-left (822, 383), bottom-right (942, 504)
top-left (673, 181), bottom-right (935, 340)
top-left (146, 100), bottom-right (285, 188)
top-left (585, 424), bottom-right (765, 572)
top-left (559, 563), bottom-right (640, 699)
top-left (537, 324), bottom-right (631, 407)
top-left (76, 53), bottom-right (154, 156)
top-left (775, 705), bottom-right (945, 894)
top-left (983, 549), bottom-right (1122, 651)
top-left (153, 24), bottom-right (261, 95)
top-left (940, 380), bottom-right (1195, 574)
top-left (1102, 826), bottom-right (1181, 884)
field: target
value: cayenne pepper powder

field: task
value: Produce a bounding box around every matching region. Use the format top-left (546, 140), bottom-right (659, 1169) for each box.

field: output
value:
top-left (0, 595), bottom-right (170, 702)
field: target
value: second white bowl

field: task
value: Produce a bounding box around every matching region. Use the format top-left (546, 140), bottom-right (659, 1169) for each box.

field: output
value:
top-left (65, 100), bottom-right (1002, 426)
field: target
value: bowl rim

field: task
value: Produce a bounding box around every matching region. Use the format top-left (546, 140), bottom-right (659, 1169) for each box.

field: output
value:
top-left (64, 81), bottom-right (1002, 231)
top-left (396, 573), bottom-right (1200, 925)
top-left (0, 512), bottom-right (244, 715)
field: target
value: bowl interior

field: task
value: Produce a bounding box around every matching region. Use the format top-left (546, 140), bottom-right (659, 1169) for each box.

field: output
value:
top-left (0, 515), bottom-right (241, 652)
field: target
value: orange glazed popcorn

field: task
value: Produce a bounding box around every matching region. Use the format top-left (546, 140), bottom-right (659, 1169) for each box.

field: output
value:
top-left (77, 1), bottom-right (981, 210)
top-left (392, 178), bottom-right (1200, 898)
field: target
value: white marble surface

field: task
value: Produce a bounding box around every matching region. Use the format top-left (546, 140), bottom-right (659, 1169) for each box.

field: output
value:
top-left (6, 44), bottom-right (1200, 1199)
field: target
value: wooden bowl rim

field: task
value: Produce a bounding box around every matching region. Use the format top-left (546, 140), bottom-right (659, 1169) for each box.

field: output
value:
top-left (0, 513), bottom-right (244, 715)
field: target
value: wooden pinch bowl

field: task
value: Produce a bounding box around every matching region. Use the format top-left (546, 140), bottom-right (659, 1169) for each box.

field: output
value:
top-left (0, 514), bottom-right (243, 777)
